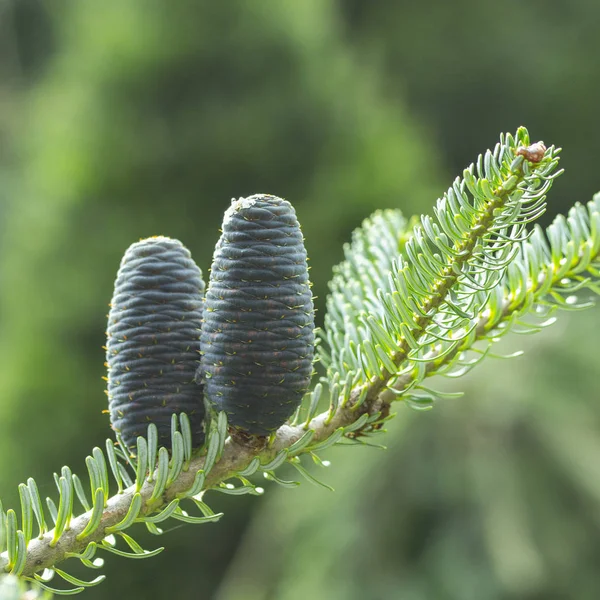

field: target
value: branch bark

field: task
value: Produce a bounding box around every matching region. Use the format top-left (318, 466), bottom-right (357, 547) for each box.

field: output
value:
top-left (0, 391), bottom-right (386, 578)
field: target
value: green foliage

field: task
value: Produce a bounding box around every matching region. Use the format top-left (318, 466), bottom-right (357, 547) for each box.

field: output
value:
top-left (321, 157), bottom-right (600, 422)
top-left (0, 415), bottom-right (222, 594)
top-left (320, 130), bottom-right (562, 409)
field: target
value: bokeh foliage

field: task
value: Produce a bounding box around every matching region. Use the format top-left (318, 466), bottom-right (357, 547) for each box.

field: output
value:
top-left (340, 0), bottom-right (600, 218)
top-left (0, 1), bottom-right (439, 598)
top-left (0, 0), bottom-right (599, 598)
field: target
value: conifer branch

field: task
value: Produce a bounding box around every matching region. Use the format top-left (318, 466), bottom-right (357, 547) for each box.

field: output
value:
top-left (320, 128), bottom-right (561, 413)
top-left (380, 193), bottom-right (600, 402)
top-left (0, 401), bottom-right (381, 582)
top-left (1, 129), bottom-right (599, 596)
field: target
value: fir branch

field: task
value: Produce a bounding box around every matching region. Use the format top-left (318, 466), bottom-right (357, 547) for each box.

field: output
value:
top-left (1, 129), bottom-right (599, 596)
top-left (0, 405), bottom-right (384, 583)
top-left (378, 193), bottom-right (600, 402)
top-left (321, 128), bottom-right (561, 411)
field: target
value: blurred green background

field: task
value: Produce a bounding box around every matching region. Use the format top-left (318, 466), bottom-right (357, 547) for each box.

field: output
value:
top-left (1, 1), bottom-right (599, 598)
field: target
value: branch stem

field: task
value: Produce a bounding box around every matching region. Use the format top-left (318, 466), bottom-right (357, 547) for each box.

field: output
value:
top-left (1, 393), bottom-right (382, 578)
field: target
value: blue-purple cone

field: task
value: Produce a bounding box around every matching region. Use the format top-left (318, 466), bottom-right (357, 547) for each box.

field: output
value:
top-left (200, 194), bottom-right (315, 435)
top-left (106, 236), bottom-right (205, 450)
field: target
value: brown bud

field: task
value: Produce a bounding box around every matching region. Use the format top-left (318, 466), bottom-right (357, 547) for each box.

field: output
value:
top-left (516, 141), bottom-right (547, 164)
